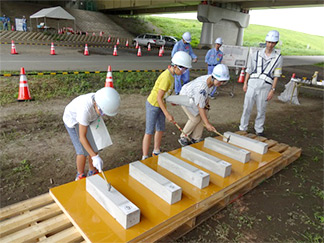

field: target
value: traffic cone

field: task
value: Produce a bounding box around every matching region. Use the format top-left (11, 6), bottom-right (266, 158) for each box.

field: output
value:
top-left (147, 43), bottom-right (151, 51)
top-left (11, 25), bottom-right (15, 31)
top-left (105, 65), bottom-right (114, 88)
top-left (158, 46), bottom-right (163, 57)
top-left (92, 32), bottom-right (95, 36)
top-left (237, 67), bottom-right (245, 83)
top-left (108, 36), bottom-right (111, 43)
top-left (135, 41), bottom-right (139, 49)
top-left (161, 45), bottom-right (165, 54)
top-left (116, 38), bottom-right (119, 45)
top-left (137, 46), bottom-right (142, 57)
top-left (50, 42), bottom-right (56, 55)
top-left (17, 67), bottom-right (32, 101)
top-left (84, 44), bottom-right (89, 56)
top-left (11, 40), bottom-right (18, 54)
top-left (99, 31), bottom-right (103, 37)
top-left (125, 39), bottom-right (129, 47)
top-left (113, 45), bottom-right (117, 56)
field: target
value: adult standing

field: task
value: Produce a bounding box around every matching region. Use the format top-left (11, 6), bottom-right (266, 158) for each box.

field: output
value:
top-left (205, 37), bottom-right (224, 99)
top-left (2, 15), bottom-right (8, 30)
top-left (171, 32), bottom-right (198, 95)
top-left (239, 30), bottom-right (283, 136)
top-left (22, 16), bottom-right (27, 32)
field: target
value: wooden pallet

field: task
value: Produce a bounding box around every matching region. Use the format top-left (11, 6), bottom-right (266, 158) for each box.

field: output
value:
top-left (0, 132), bottom-right (301, 242)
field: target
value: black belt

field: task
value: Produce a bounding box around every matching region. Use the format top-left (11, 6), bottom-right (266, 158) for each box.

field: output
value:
top-left (265, 81), bottom-right (272, 85)
top-left (208, 64), bottom-right (216, 66)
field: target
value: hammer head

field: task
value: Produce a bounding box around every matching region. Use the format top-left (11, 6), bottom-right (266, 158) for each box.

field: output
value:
top-left (226, 135), bottom-right (231, 143)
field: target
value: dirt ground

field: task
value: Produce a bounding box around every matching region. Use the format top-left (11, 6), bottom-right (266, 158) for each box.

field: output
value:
top-left (0, 65), bottom-right (323, 242)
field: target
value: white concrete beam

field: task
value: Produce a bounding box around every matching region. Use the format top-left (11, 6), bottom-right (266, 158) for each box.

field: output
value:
top-left (204, 137), bottom-right (251, 163)
top-left (158, 152), bottom-right (210, 189)
top-left (224, 132), bottom-right (268, 154)
top-left (129, 161), bottom-right (182, 205)
top-left (86, 174), bottom-right (140, 229)
top-left (181, 146), bottom-right (232, 178)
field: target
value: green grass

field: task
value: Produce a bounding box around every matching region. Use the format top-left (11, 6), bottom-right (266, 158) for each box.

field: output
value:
top-left (142, 16), bottom-right (324, 56)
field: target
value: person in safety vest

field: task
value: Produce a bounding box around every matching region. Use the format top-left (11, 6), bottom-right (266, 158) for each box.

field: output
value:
top-left (205, 37), bottom-right (224, 99)
top-left (239, 30), bottom-right (283, 136)
top-left (142, 51), bottom-right (192, 160)
top-left (178, 64), bottom-right (230, 146)
top-left (171, 32), bottom-right (197, 95)
top-left (63, 87), bottom-right (121, 180)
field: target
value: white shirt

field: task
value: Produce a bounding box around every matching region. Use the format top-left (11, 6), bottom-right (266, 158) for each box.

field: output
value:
top-left (180, 75), bottom-right (213, 116)
top-left (63, 93), bottom-right (99, 128)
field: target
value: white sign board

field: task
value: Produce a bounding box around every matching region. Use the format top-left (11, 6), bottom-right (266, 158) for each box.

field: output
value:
top-left (220, 45), bottom-right (249, 68)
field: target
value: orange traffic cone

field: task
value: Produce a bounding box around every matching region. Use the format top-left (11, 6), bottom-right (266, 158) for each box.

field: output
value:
top-left (158, 47), bottom-right (163, 57)
top-left (50, 42), bottom-right (56, 55)
top-left (125, 39), bottom-right (129, 47)
top-left (99, 31), bottom-right (103, 37)
top-left (137, 46), bottom-right (142, 57)
top-left (17, 67), bottom-right (32, 101)
top-left (108, 36), bottom-right (111, 43)
top-left (113, 45), bottom-right (118, 56)
top-left (11, 40), bottom-right (18, 54)
top-left (135, 41), bottom-right (139, 49)
top-left (116, 38), bottom-right (119, 45)
top-left (92, 32), bottom-right (95, 36)
top-left (237, 67), bottom-right (245, 83)
top-left (105, 65), bottom-right (114, 88)
top-left (147, 43), bottom-right (151, 51)
top-left (84, 44), bottom-right (89, 56)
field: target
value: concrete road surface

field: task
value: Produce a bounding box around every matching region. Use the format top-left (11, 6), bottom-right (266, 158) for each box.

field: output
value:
top-left (0, 43), bottom-right (323, 71)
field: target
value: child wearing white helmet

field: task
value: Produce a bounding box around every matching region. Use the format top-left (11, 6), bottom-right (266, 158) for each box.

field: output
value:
top-left (63, 87), bottom-right (121, 180)
top-left (142, 51), bottom-right (192, 159)
top-left (205, 37), bottom-right (224, 99)
top-left (178, 64), bottom-right (230, 146)
top-left (239, 30), bottom-right (283, 137)
top-left (171, 32), bottom-right (198, 95)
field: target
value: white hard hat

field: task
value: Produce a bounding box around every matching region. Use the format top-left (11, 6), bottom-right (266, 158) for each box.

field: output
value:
top-left (95, 87), bottom-right (121, 116)
top-left (182, 32), bottom-right (191, 43)
top-left (265, 30), bottom-right (279, 42)
top-left (171, 51), bottom-right (192, 68)
top-left (212, 64), bottom-right (230, 81)
top-left (215, 37), bottom-right (223, 45)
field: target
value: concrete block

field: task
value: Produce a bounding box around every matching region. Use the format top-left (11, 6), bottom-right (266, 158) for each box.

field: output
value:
top-left (158, 152), bottom-right (210, 189)
top-left (86, 174), bottom-right (140, 229)
top-left (129, 161), bottom-right (182, 204)
top-left (181, 146), bottom-right (232, 177)
top-left (224, 132), bottom-right (268, 154)
top-left (204, 137), bottom-right (251, 163)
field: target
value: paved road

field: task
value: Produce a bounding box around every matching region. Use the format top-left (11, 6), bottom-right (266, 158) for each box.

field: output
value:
top-left (0, 43), bottom-right (323, 71)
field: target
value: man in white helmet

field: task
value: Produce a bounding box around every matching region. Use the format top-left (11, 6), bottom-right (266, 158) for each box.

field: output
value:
top-left (142, 51), bottom-right (192, 159)
top-left (205, 37), bottom-right (224, 99)
top-left (63, 87), bottom-right (121, 180)
top-left (171, 32), bottom-right (198, 95)
top-left (178, 64), bottom-right (230, 146)
top-left (239, 30), bottom-right (283, 136)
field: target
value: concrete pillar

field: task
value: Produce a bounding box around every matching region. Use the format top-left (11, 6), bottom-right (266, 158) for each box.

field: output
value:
top-left (197, 4), bottom-right (249, 48)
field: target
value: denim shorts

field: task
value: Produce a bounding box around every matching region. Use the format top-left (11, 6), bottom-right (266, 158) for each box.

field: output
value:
top-left (64, 123), bottom-right (89, 156)
top-left (145, 100), bottom-right (165, 134)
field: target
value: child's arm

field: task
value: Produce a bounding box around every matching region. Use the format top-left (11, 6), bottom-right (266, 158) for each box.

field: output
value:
top-left (157, 89), bottom-right (174, 122)
top-left (198, 106), bottom-right (215, 132)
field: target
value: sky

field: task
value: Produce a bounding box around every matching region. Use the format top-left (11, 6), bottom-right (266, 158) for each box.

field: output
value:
top-left (152, 7), bottom-right (324, 37)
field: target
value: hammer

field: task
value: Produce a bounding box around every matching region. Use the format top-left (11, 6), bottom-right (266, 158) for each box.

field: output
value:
top-left (101, 171), bottom-right (111, 191)
top-left (204, 124), bottom-right (230, 143)
top-left (173, 121), bottom-right (193, 143)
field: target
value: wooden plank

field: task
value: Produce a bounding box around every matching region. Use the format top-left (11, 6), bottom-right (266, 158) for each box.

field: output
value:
top-left (271, 143), bottom-right (290, 153)
top-left (181, 146), bottom-right (232, 177)
top-left (129, 161), bottom-right (182, 204)
top-left (158, 152), bottom-right (210, 189)
top-left (0, 203), bottom-right (61, 237)
top-left (86, 174), bottom-right (140, 229)
top-left (0, 193), bottom-right (53, 221)
top-left (1, 214), bottom-right (72, 242)
top-left (40, 226), bottom-right (83, 242)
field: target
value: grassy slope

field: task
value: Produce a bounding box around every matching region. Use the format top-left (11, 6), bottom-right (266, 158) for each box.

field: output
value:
top-left (143, 16), bottom-right (324, 56)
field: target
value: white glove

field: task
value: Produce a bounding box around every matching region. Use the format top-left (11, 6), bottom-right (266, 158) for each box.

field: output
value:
top-left (92, 154), bottom-right (103, 172)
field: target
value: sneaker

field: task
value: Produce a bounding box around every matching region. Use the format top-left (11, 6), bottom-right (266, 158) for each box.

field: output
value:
top-left (152, 151), bottom-right (160, 157)
top-left (75, 172), bottom-right (86, 181)
top-left (191, 138), bottom-right (204, 144)
top-left (209, 95), bottom-right (216, 100)
top-left (178, 137), bottom-right (191, 147)
top-left (256, 132), bottom-right (265, 137)
top-left (141, 155), bottom-right (149, 160)
top-left (87, 170), bottom-right (99, 177)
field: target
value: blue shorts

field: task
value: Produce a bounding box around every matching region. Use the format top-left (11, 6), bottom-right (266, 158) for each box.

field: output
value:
top-left (145, 100), bottom-right (165, 135)
top-left (64, 123), bottom-right (90, 156)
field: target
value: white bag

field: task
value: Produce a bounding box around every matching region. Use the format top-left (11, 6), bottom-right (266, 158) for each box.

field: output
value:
top-left (88, 117), bottom-right (113, 150)
top-left (277, 80), bottom-right (300, 105)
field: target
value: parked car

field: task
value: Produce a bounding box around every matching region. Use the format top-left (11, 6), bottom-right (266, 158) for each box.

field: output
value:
top-left (132, 34), bottom-right (165, 47)
top-left (162, 36), bottom-right (178, 47)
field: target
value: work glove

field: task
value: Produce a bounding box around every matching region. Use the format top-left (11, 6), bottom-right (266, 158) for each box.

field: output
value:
top-left (92, 154), bottom-right (103, 172)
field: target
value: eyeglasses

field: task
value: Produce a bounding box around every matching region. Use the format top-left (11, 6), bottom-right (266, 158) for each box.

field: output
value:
top-left (177, 66), bottom-right (187, 72)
